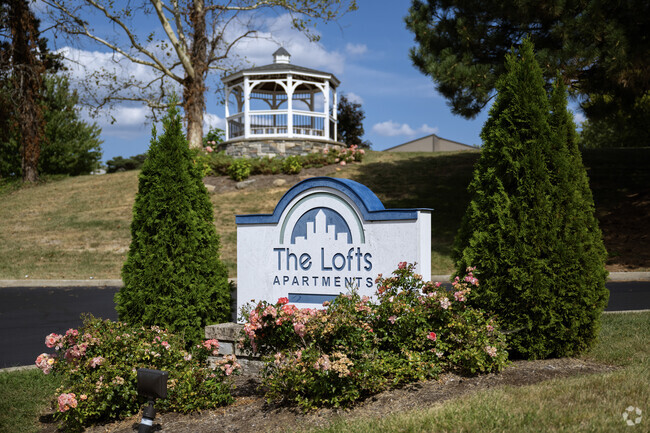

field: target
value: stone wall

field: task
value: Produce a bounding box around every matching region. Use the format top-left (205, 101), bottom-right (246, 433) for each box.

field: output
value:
top-left (218, 138), bottom-right (343, 158)
top-left (205, 322), bottom-right (263, 375)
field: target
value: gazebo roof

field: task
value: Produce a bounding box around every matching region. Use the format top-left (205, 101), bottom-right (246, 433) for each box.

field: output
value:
top-left (222, 49), bottom-right (340, 86)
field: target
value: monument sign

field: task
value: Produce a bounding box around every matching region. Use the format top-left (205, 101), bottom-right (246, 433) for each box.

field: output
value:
top-left (236, 177), bottom-right (431, 311)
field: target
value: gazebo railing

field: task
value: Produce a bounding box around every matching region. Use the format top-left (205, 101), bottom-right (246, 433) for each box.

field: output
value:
top-left (227, 110), bottom-right (335, 140)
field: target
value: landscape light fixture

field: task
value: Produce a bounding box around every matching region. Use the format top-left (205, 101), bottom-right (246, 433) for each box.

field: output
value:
top-left (136, 368), bottom-right (168, 433)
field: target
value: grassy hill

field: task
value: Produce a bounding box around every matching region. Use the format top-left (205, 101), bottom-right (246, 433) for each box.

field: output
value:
top-left (0, 148), bottom-right (648, 279)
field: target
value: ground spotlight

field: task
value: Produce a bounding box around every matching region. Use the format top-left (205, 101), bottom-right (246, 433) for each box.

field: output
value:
top-left (136, 368), bottom-right (168, 433)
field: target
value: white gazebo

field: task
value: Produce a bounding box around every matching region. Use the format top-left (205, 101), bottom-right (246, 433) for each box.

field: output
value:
top-left (220, 48), bottom-right (342, 157)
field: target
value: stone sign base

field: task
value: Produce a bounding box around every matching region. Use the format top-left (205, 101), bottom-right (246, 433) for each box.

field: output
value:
top-left (205, 322), bottom-right (262, 375)
top-left (218, 138), bottom-right (343, 158)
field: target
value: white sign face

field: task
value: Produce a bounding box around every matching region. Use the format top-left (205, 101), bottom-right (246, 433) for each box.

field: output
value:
top-left (236, 177), bottom-right (431, 312)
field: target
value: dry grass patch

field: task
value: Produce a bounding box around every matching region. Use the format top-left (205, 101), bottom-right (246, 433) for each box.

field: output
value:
top-left (0, 172), bottom-right (137, 279)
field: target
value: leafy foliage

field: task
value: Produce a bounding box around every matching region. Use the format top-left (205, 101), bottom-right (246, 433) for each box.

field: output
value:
top-left (337, 94), bottom-right (371, 148)
top-left (227, 158), bottom-right (252, 181)
top-left (35, 317), bottom-right (238, 432)
top-left (105, 153), bottom-right (147, 173)
top-left (281, 155), bottom-right (302, 175)
top-left (454, 40), bottom-right (608, 359)
top-left (39, 75), bottom-right (103, 175)
top-left (0, 75), bottom-right (102, 178)
top-left (241, 263), bottom-right (508, 410)
top-left (205, 146), bottom-right (365, 180)
top-left (405, 0), bottom-right (650, 146)
top-left (117, 102), bottom-right (231, 346)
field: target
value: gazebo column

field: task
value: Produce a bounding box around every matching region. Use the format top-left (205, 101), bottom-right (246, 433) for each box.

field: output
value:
top-left (324, 81), bottom-right (330, 140)
top-left (224, 85), bottom-right (231, 140)
top-left (287, 74), bottom-right (293, 138)
top-left (244, 76), bottom-right (251, 139)
top-left (333, 89), bottom-right (338, 141)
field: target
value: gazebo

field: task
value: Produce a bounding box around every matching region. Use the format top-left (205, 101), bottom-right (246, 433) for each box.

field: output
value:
top-left (220, 48), bottom-right (342, 157)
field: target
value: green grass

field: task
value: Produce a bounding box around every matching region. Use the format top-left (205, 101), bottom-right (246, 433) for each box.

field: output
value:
top-left (0, 368), bottom-right (60, 433)
top-left (302, 312), bottom-right (650, 433)
top-left (0, 148), bottom-right (648, 278)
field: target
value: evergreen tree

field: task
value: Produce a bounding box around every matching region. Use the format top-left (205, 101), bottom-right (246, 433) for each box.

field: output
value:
top-left (545, 78), bottom-right (609, 356)
top-left (39, 75), bottom-right (103, 175)
top-left (116, 102), bottom-right (230, 346)
top-left (0, 75), bottom-right (103, 178)
top-left (405, 0), bottom-right (650, 147)
top-left (454, 39), bottom-right (607, 359)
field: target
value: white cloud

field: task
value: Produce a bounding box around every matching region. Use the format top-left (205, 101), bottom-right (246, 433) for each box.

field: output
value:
top-left (573, 111), bottom-right (586, 125)
top-left (419, 124), bottom-right (439, 135)
top-left (229, 14), bottom-right (345, 75)
top-left (204, 112), bottom-right (226, 132)
top-left (373, 121), bottom-right (415, 137)
top-left (372, 121), bottom-right (439, 137)
top-left (344, 92), bottom-right (364, 104)
top-left (345, 43), bottom-right (367, 56)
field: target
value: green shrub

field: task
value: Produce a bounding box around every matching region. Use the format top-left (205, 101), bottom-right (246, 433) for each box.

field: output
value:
top-left (207, 151), bottom-right (233, 176)
top-left (453, 39), bottom-right (608, 359)
top-left (281, 155), bottom-right (302, 174)
top-left (251, 156), bottom-right (283, 175)
top-left (227, 158), bottom-right (252, 181)
top-left (117, 102), bottom-right (231, 347)
top-left (35, 317), bottom-right (239, 432)
top-left (240, 263), bottom-right (508, 410)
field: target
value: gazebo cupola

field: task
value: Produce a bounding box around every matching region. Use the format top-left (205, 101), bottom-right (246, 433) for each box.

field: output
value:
top-left (220, 48), bottom-right (341, 157)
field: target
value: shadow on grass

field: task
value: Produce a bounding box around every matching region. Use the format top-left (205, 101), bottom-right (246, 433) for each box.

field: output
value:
top-left (348, 151), bottom-right (480, 263)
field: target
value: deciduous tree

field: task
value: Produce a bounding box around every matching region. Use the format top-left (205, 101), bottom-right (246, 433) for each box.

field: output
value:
top-left (2, 0), bottom-right (46, 182)
top-left (44, 0), bottom-right (358, 148)
top-left (337, 94), bottom-right (371, 148)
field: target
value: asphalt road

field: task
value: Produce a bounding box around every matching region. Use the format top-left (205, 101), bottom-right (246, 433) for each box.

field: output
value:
top-left (1, 282), bottom-right (648, 369)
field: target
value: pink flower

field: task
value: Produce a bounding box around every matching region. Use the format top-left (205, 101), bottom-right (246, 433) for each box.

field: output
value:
top-left (262, 305), bottom-right (278, 318)
top-left (486, 324), bottom-right (494, 332)
top-left (340, 160), bottom-right (346, 166)
top-left (388, 315), bottom-right (397, 324)
top-left (439, 298), bottom-right (450, 309)
top-left (454, 291), bottom-right (466, 302)
top-left (398, 261), bottom-right (407, 270)
top-left (89, 356), bottom-right (105, 368)
top-left (277, 297), bottom-right (289, 305)
top-left (57, 393), bottom-right (78, 412)
top-left (36, 353), bottom-right (55, 374)
top-left (203, 339), bottom-right (220, 355)
top-left (485, 346), bottom-right (497, 357)
top-left (293, 322), bottom-right (306, 338)
top-left (161, 341), bottom-right (170, 350)
top-left (45, 333), bottom-right (62, 349)
top-left (359, 149), bottom-right (365, 155)
top-left (427, 331), bottom-right (437, 341)
top-left (205, 146), bottom-right (214, 153)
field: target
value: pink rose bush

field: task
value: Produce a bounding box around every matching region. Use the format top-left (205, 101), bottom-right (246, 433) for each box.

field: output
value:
top-left (241, 263), bottom-right (508, 410)
top-left (35, 317), bottom-right (239, 431)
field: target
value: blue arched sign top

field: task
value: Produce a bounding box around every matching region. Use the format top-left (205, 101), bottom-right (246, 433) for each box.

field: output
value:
top-left (235, 177), bottom-right (431, 225)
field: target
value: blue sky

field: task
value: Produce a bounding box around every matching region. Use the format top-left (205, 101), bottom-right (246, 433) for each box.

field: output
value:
top-left (36, 0), bottom-right (496, 162)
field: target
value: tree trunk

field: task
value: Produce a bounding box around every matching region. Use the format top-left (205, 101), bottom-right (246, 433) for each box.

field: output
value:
top-left (11, 0), bottom-right (45, 183)
top-left (185, 0), bottom-right (207, 149)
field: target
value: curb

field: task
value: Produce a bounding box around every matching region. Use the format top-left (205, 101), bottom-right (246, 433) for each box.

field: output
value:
top-left (0, 365), bottom-right (37, 373)
top-left (0, 272), bottom-right (649, 287)
top-left (0, 279), bottom-right (123, 288)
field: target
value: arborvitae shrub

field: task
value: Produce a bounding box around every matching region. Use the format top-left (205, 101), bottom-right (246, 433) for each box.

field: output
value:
top-left (545, 78), bottom-right (609, 356)
top-left (453, 39), bottom-right (608, 359)
top-left (116, 103), bottom-right (231, 346)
